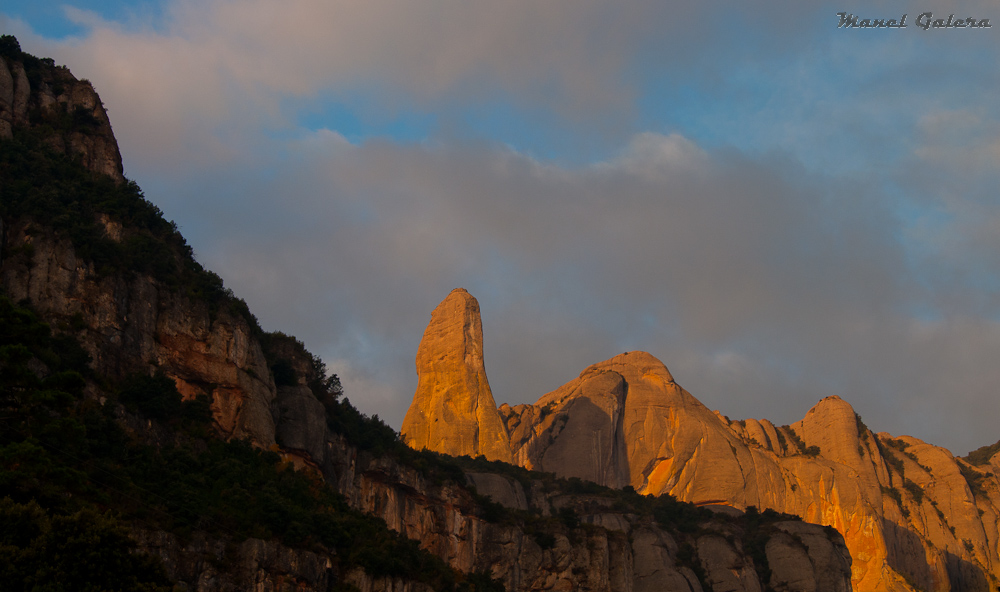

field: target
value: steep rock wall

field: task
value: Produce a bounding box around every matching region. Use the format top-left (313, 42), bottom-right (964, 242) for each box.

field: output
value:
top-left (0, 219), bottom-right (277, 446)
top-left (133, 529), bottom-right (437, 592)
top-left (324, 434), bottom-right (852, 592)
top-left (0, 52), bottom-right (123, 181)
top-left (401, 289), bottom-right (511, 462)
top-left (403, 289), bottom-right (1000, 592)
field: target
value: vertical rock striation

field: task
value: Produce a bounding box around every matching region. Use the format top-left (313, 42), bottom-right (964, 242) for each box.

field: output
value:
top-left (0, 220), bottom-right (278, 446)
top-left (404, 289), bottom-right (1000, 592)
top-left (0, 50), bottom-right (124, 181)
top-left (325, 433), bottom-right (853, 592)
top-left (401, 289), bottom-right (511, 462)
top-left (1, 47), bottom-right (854, 592)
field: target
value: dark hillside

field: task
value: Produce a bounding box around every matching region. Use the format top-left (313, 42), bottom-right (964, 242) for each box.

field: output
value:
top-left (1, 37), bottom-right (853, 592)
top-left (0, 37), bottom-right (502, 592)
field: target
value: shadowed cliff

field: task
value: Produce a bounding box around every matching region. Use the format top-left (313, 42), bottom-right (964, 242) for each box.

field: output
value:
top-left (1, 39), bottom-right (854, 592)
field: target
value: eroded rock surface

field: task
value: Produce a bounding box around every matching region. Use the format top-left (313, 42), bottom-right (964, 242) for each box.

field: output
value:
top-left (326, 434), bottom-right (851, 592)
top-left (0, 220), bottom-right (277, 446)
top-left (404, 289), bottom-right (1000, 592)
top-left (1, 50), bottom-right (855, 592)
top-left (0, 52), bottom-right (123, 181)
top-left (401, 289), bottom-right (511, 462)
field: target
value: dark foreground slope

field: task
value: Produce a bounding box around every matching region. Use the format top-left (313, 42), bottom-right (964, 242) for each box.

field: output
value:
top-left (0, 37), bottom-right (504, 592)
top-left (1, 37), bottom-right (851, 592)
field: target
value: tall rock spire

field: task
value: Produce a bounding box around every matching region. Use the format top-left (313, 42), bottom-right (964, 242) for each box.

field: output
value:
top-left (401, 289), bottom-right (511, 462)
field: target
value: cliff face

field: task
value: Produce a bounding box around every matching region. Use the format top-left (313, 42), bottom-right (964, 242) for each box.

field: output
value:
top-left (403, 289), bottom-right (1000, 592)
top-left (0, 218), bottom-right (279, 446)
top-left (0, 47), bottom-right (123, 181)
top-left (0, 167), bottom-right (853, 592)
top-left (0, 45), bottom-right (275, 447)
top-left (324, 433), bottom-right (853, 592)
top-left (132, 528), bottom-right (439, 592)
top-left (0, 47), bottom-right (854, 591)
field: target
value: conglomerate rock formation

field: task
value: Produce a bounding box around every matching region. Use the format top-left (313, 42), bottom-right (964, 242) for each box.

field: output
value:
top-left (403, 289), bottom-right (1000, 592)
top-left (2, 47), bottom-right (858, 591)
top-left (0, 218), bottom-right (280, 446)
top-left (0, 42), bottom-right (276, 447)
top-left (401, 288), bottom-right (512, 462)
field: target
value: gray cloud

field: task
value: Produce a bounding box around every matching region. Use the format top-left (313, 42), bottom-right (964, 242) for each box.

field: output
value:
top-left (5, 0), bottom-right (1000, 456)
top-left (160, 130), bottom-right (1000, 455)
top-left (19, 0), bottom-right (898, 171)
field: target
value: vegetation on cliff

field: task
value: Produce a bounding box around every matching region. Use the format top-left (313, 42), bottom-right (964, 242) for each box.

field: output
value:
top-left (966, 438), bottom-right (1000, 467)
top-left (1, 39), bottom-right (858, 591)
top-left (0, 128), bottom-right (259, 330)
top-left (0, 293), bottom-right (505, 590)
top-left (1, 39), bottom-right (505, 591)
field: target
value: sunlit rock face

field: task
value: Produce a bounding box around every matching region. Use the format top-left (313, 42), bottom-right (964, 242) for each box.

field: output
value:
top-left (405, 289), bottom-right (1000, 592)
top-left (0, 51), bottom-right (855, 592)
top-left (401, 288), bottom-right (511, 462)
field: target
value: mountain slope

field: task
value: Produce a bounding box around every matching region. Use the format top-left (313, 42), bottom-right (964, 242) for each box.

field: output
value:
top-left (404, 289), bottom-right (1000, 592)
top-left (1, 38), bottom-right (853, 592)
top-left (0, 38), bottom-right (492, 591)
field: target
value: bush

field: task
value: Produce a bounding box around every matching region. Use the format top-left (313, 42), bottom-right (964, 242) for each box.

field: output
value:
top-left (271, 359), bottom-right (298, 386)
top-left (457, 570), bottom-right (505, 592)
top-left (0, 498), bottom-right (172, 591)
top-left (966, 439), bottom-right (1000, 467)
top-left (774, 428), bottom-right (787, 451)
top-left (0, 130), bottom-right (262, 333)
top-left (884, 452), bottom-right (905, 478)
top-left (674, 542), bottom-right (709, 588)
top-left (780, 426), bottom-right (814, 456)
top-left (118, 372), bottom-right (182, 420)
top-left (881, 485), bottom-right (902, 505)
top-left (958, 462), bottom-right (989, 498)
top-left (855, 413), bottom-right (870, 440)
top-left (880, 486), bottom-right (909, 518)
top-left (652, 493), bottom-right (708, 534)
top-left (902, 479), bottom-right (924, 504)
top-left (557, 506), bottom-right (580, 530)
top-left (0, 34), bottom-right (20, 60)
top-left (531, 531), bottom-right (556, 550)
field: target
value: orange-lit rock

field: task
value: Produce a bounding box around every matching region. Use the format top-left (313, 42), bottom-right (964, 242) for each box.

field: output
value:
top-left (404, 289), bottom-right (1000, 591)
top-left (401, 289), bottom-right (511, 462)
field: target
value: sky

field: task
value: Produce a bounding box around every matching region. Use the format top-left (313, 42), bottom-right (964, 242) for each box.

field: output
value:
top-left (3, 0), bottom-right (1000, 456)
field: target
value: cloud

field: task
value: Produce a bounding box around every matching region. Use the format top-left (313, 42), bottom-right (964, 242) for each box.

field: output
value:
top-left (6, 0), bottom-right (1000, 455)
top-left (156, 127), bottom-right (1000, 454)
top-left (16, 0), bottom-right (895, 172)
top-left (22, 0), bottom-right (659, 169)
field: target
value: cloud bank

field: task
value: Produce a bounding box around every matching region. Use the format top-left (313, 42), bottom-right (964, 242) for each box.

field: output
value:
top-left (3, 0), bottom-right (1000, 454)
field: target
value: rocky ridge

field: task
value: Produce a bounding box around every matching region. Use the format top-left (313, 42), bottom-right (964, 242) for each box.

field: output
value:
top-left (402, 290), bottom-right (1000, 592)
top-left (1, 38), bottom-right (274, 447)
top-left (0, 43), bottom-right (853, 591)
top-left (326, 433), bottom-right (854, 592)
top-left (1, 38), bottom-right (123, 181)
